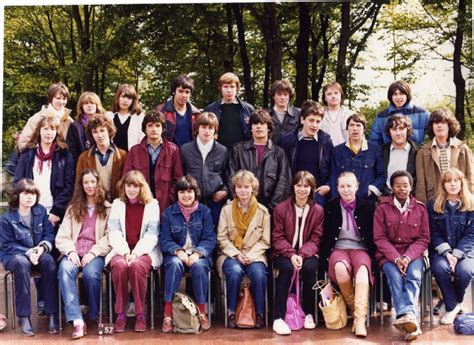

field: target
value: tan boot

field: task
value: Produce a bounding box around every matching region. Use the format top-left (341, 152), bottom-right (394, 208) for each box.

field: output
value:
top-left (338, 280), bottom-right (355, 314)
top-left (353, 282), bottom-right (369, 337)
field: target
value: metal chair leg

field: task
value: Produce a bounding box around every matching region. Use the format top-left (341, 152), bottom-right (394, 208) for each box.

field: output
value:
top-left (223, 277), bottom-right (228, 328)
top-left (379, 269), bottom-right (384, 325)
top-left (207, 270), bottom-right (212, 327)
top-left (150, 270), bottom-right (155, 330)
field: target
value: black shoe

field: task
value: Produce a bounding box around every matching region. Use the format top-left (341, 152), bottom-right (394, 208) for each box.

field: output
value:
top-left (19, 317), bottom-right (34, 336)
top-left (48, 314), bottom-right (59, 334)
top-left (434, 299), bottom-right (444, 315)
top-left (255, 314), bottom-right (265, 329)
top-left (227, 314), bottom-right (236, 329)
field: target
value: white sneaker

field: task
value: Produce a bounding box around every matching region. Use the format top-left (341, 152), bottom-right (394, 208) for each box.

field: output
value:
top-left (126, 302), bottom-right (136, 317)
top-left (458, 302), bottom-right (469, 314)
top-left (273, 318), bottom-right (291, 335)
top-left (376, 302), bottom-right (388, 312)
top-left (440, 303), bottom-right (462, 324)
top-left (404, 327), bottom-right (422, 341)
top-left (304, 314), bottom-right (316, 329)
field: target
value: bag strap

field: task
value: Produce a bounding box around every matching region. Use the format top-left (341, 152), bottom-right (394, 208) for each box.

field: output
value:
top-left (288, 269), bottom-right (301, 304)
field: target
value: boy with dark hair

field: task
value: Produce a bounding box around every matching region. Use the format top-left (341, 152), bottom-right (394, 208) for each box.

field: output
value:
top-left (278, 100), bottom-right (333, 205)
top-left (157, 74), bottom-right (201, 147)
top-left (228, 109), bottom-right (291, 212)
top-left (124, 111), bottom-right (183, 213)
top-left (264, 79), bottom-right (301, 144)
top-left (204, 72), bottom-right (255, 149)
top-left (369, 80), bottom-right (429, 145)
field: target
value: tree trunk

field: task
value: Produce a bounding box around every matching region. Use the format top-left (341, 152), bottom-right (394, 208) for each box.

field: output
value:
top-left (453, 0), bottom-right (466, 138)
top-left (312, 13), bottom-right (329, 102)
top-left (224, 4), bottom-right (234, 71)
top-left (336, 2), bottom-right (350, 91)
top-left (295, 3), bottom-right (310, 107)
top-left (72, 5), bottom-right (93, 91)
top-left (263, 50), bottom-right (271, 108)
top-left (232, 4), bottom-right (254, 104)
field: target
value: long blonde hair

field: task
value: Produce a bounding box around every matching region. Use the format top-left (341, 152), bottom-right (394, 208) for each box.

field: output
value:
top-left (117, 170), bottom-right (153, 204)
top-left (433, 168), bottom-right (474, 212)
top-left (25, 115), bottom-right (68, 150)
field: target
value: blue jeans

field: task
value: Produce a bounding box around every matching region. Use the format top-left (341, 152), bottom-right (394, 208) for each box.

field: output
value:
top-left (431, 255), bottom-right (474, 312)
top-left (382, 258), bottom-right (424, 318)
top-left (163, 255), bottom-right (211, 304)
top-left (5, 253), bottom-right (58, 317)
top-left (58, 256), bottom-right (104, 322)
top-left (222, 258), bottom-right (267, 315)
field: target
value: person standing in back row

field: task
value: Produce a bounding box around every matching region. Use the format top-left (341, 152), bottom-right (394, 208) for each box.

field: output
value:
top-left (204, 72), bottom-right (254, 149)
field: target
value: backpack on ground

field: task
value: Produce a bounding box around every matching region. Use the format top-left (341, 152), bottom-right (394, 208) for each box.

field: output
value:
top-left (454, 313), bottom-right (474, 335)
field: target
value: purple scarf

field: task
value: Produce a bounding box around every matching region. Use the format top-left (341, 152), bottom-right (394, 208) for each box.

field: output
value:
top-left (340, 199), bottom-right (358, 234)
top-left (35, 143), bottom-right (56, 174)
top-left (178, 201), bottom-right (199, 222)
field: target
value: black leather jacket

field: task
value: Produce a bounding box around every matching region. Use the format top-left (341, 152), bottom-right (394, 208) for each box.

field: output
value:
top-left (227, 139), bottom-right (291, 212)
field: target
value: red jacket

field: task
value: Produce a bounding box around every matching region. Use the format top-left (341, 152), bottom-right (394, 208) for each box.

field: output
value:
top-left (373, 195), bottom-right (430, 267)
top-left (124, 137), bottom-right (183, 213)
top-left (272, 198), bottom-right (324, 259)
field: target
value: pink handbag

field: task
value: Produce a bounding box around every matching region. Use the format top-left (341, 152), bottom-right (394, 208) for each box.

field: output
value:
top-left (284, 269), bottom-right (305, 330)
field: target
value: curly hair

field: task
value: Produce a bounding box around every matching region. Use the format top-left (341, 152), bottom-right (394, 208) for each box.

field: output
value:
top-left (269, 79), bottom-right (295, 100)
top-left (67, 169), bottom-right (108, 222)
top-left (426, 109), bottom-right (460, 139)
top-left (384, 114), bottom-right (414, 139)
top-left (231, 170), bottom-right (259, 197)
top-left (86, 114), bottom-right (116, 143)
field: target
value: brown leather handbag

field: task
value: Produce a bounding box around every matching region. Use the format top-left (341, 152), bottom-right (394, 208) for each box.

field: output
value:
top-left (235, 277), bottom-right (256, 328)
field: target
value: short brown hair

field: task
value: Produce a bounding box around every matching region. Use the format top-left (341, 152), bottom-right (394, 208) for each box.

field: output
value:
top-left (111, 84), bottom-right (142, 115)
top-left (249, 109), bottom-right (273, 135)
top-left (142, 110), bottom-right (166, 134)
top-left (385, 114), bottom-right (414, 138)
top-left (193, 112), bottom-right (219, 137)
top-left (301, 100), bottom-right (324, 120)
top-left (322, 82), bottom-right (345, 106)
top-left (269, 79), bottom-right (294, 99)
top-left (346, 113), bottom-right (367, 130)
top-left (426, 109), bottom-right (460, 139)
top-left (291, 171), bottom-right (317, 203)
top-left (9, 179), bottom-right (40, 211)
top-left (175, 175), bottom-right (201, 200)
top-left (218, 72), bottom-right (240, 90)
top-left (387, 80), bottom-right (412, 106)
top-left (47, 83), bottom-right (70, 103)
top-left (86, 114), bottom-right (116, 143)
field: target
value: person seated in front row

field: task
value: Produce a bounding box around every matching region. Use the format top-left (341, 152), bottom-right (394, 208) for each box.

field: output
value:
top-left (272, 171), bottom-right (323, 335)
top-left (160, 175), bottom-right (216, 332)
top-left (428, 168), bottom-right (474, 324)
top-left (106, 170), bottom-right (160, 333)
top-left (55, 169), bottom-right (112, 339)
top-left (0, 179), bottom-right (59, 336)
top-left (320, 171), bottom-right (375, 337)
top-left (373, 170), bottom-right (430, 341)
top-left (217, 170), bottom-right (270, 329)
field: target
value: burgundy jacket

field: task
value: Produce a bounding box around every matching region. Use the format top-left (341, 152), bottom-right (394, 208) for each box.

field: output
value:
top-left (124, 137), bottom-right (183, 213)
top-left (272, 198), bottom-right (324, 259)
top-left (373, 195), bottom-right (430, 268)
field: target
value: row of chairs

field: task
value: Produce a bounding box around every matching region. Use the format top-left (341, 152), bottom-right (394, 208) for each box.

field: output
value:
top-left (3, 262), bottom-right (473, 331)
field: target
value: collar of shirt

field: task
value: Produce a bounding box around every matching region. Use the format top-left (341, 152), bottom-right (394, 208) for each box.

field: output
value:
top-left (390, 141), bottom-right (411, 152)
top-left (394, 196), bottom-right (410, 214)
top-left (146, 141), bottom-right (162, 151)
top-left (431, 137), bottom-right (452, 148)
top-left (345, 136), bottom-right (368, 151)
top-left (273, 105), bottom-right (288, 114)
top-left (298, 129), bottom-right (318, 141)
top-left (197, 137), bottom-right (214, 152)
top-left (220, 98), bottom-right (239, 105)
top-left (94, 145), bottom-right (114, 155)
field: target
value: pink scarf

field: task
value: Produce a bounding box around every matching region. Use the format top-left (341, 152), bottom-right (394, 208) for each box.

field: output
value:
top-left (35, 143), bottom-right (56, 174)
top-left (178, 201), bottom-right (199, 222)
top-left (340, 199), bottom-right (358, 234)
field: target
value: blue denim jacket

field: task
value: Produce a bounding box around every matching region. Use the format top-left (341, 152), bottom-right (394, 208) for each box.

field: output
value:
top-left (159, 203), bottom-right (217, 263)
top-left (331, 139), bottom-right (385, 200)
top-left (428, 199), bottom-right (474, 259)
top-left (0, 204), bottom-right (54, 266)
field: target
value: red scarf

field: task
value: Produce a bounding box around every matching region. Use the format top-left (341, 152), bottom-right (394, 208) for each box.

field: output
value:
top-left (178, 201), bottom-right (199, 222)
top-left (35, 143), bottom-right (56, 174)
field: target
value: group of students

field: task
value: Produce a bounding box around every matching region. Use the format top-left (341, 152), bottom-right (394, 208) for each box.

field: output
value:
top-left (0, 72), bottom-right (473, 342)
